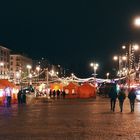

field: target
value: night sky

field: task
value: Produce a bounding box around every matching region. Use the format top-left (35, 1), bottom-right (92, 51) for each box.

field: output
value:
top-left (0, 1), bottom-right (140, 78)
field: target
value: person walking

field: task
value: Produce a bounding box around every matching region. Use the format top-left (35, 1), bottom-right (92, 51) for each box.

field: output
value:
top-left (17, 90), bottom-right (22, 104)
top-left (118, 88), bottom-right (126, 112)
top-left (53, 90), bottom-right (56, 98)
top-left (128, 88), bottom-right (136, 112)
top-left (56, 90), bottom-right (60, 98)
top-left (109, 84), bottom-right (118, 112)
top-left (5, 87), bottom-right (12, 107)
top-left (22, 90), bottom-right (26, 104)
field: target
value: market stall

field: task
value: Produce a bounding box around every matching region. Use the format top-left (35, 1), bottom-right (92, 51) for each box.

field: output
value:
top-left (78, 83), bottom-right (96, 98)
top-left (63, 82), bottom-right (79, 98)
top-left (0, 80), bottom-right (19, 105)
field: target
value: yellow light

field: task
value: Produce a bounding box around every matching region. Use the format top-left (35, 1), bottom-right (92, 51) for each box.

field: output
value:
top-left (106, 73), bottom-right (109, 76)
top-left (29, 74), bottom-right (32, 78)
top-left (133, 44), bottom-right (139, 50)
top-left (95, 63), bottom-right (99, 67)
top-left (122, 46), bottom-right (126, 49)
top-left (122, 56), bottom-right (127, 61)
top-left (90, 63), bottom-right (99, 67)
top-left (26, 65), bottom-right (32, 69)
top-left (0, 62), bottom-right (4, 66)
top-left (16, 72), bottom-right (20, 78)
top-left (134, 17), bottom-right (140, 27)
top-left (113, 56), bottom-right (118, 61)
top-left (94, 66), bottom-right (98, 70)
top-left (90, 63), bottom-right (94, 67)
top-left (36, 66), bottom-right (40, 71)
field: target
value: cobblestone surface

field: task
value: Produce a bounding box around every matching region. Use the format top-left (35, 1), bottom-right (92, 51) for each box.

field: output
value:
top-left (0, 97), bottom-right (140, 140)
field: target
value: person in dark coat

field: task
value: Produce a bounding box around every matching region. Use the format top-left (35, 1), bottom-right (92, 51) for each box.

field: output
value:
top-left (56, 90), bottom-right (60, 98)
top-left (22, 90), bottom-right (26, 104)
top-left (62, 90), bottom-right (66, 99)
top-left (17, 90), bottom-right (22, 104)
top-left (118, 88), bottom-right (126, 112)
top-left (53, 90), bottom-right (56, 98)
top-left (128, 88), bottom-right (136, 112)
top-left (109, 84), bottom-right (118, 112)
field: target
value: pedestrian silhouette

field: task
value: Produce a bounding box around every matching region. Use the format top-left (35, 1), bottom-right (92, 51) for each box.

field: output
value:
top-left (108, 84), bottom-right (118, 112)
top-left (128, 88), bottom-right (136, 112)
top-left (5, 87), bottom-right (12, 107)
top-left (53, 90), bottom-right (56, 98)
top-left (118, 88), bottom-right (126, 112)
top-left (17, 90), bottom-right (22, 104)
top-left (62, 90), bottom-right (66, 99)
top-left (56, 90), bottom-right (60, 98)
top-left (22, 90), bottom-right (26, 104)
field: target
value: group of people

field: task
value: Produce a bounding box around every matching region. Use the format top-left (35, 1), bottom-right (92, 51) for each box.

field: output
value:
top-left (49, 89), bottom-right (66, 99)
top-left (109, 84), bottom-right (136, 112)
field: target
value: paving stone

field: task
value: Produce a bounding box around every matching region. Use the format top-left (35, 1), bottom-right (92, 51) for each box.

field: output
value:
top-left (0, 97), bottom-right (139, 140)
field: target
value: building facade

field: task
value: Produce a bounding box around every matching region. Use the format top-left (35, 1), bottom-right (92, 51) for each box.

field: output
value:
top-left (0, 46), bottom-right (10, 79)
top-left (10, 54), bottom-right (32, 83)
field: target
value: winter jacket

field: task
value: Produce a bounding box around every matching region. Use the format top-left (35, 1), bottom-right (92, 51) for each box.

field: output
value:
top-left (118, 91), bottom-right (126, 102)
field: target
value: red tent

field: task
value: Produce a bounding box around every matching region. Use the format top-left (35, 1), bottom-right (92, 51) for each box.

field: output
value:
top-left (0, 80), bottom-right (17, 105)
top-left (63, 82), bottom-right (79, 98)
top-left (78, 83), bottom-right (96, 98)
top-left (0, 79), bottom-right (15, 88)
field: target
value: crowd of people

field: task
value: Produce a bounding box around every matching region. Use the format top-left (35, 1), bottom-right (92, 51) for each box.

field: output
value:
top-left (49, 89), bottom-right (66, 99)
top-left (3, 84), bottom-right (138, 113)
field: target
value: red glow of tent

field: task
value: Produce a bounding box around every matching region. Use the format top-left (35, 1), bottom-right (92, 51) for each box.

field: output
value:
top-left (63, 82), bottom-right (79, 98)
top-left (78, 83), bottom-right (96, 98)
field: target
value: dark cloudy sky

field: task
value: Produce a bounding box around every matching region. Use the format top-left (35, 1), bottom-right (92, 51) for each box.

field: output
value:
top-left (0, 1), bottom-right (140, 78)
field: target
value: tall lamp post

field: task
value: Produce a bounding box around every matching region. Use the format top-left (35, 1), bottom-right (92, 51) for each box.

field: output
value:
top-left (122, 44), bottom-right (139, 90)
top-left (106, 72), bottom-right (110, 80)
top-left (134, 17), bottom-right (140, 83)
top-left (113, 55), bottom-right (122, 77)
top-left (90, 62), bottom-right (99, 83)
top-left (113, 55), bottom-right (127, 77)
top-left (134, 17), bottom-right (140, 27)
top-left (26, 65), bottom-right (32, 85)
top-left (27, 65), bottom-right (32, 74)
top-left (45, 68), bottom-right (49, 86)
top-left (36, 66), bottom-right (40, 83)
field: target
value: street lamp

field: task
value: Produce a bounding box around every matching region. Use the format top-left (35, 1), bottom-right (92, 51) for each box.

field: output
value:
top-left (113, 55), bottom-right (121, 76)
top-left (122, 44), bottom-right (139, 90)
top-left (134, 17), bottom-right (140, 27)
top-left (26, 65), bottom-right (32, 85)
top-left (26, 65), bottom-right (32, 73)
top-left (36, 66), bottom-right (40, 82)
top-left (16, 71), bottom-right (21, 84)
top-left (113, 56), bottom-right (118, 61)
top-left (113, 54), bottom-right (128, 78)
top-left (90, 62), bottom-right (99, 82)
top-left (29, 73), bottom-right (32, 85)
top-left (106, 73), bottom-right (110, 79)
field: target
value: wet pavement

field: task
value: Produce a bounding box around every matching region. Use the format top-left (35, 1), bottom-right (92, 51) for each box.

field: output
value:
top-left (0, 97), bottom-right (140, 140)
